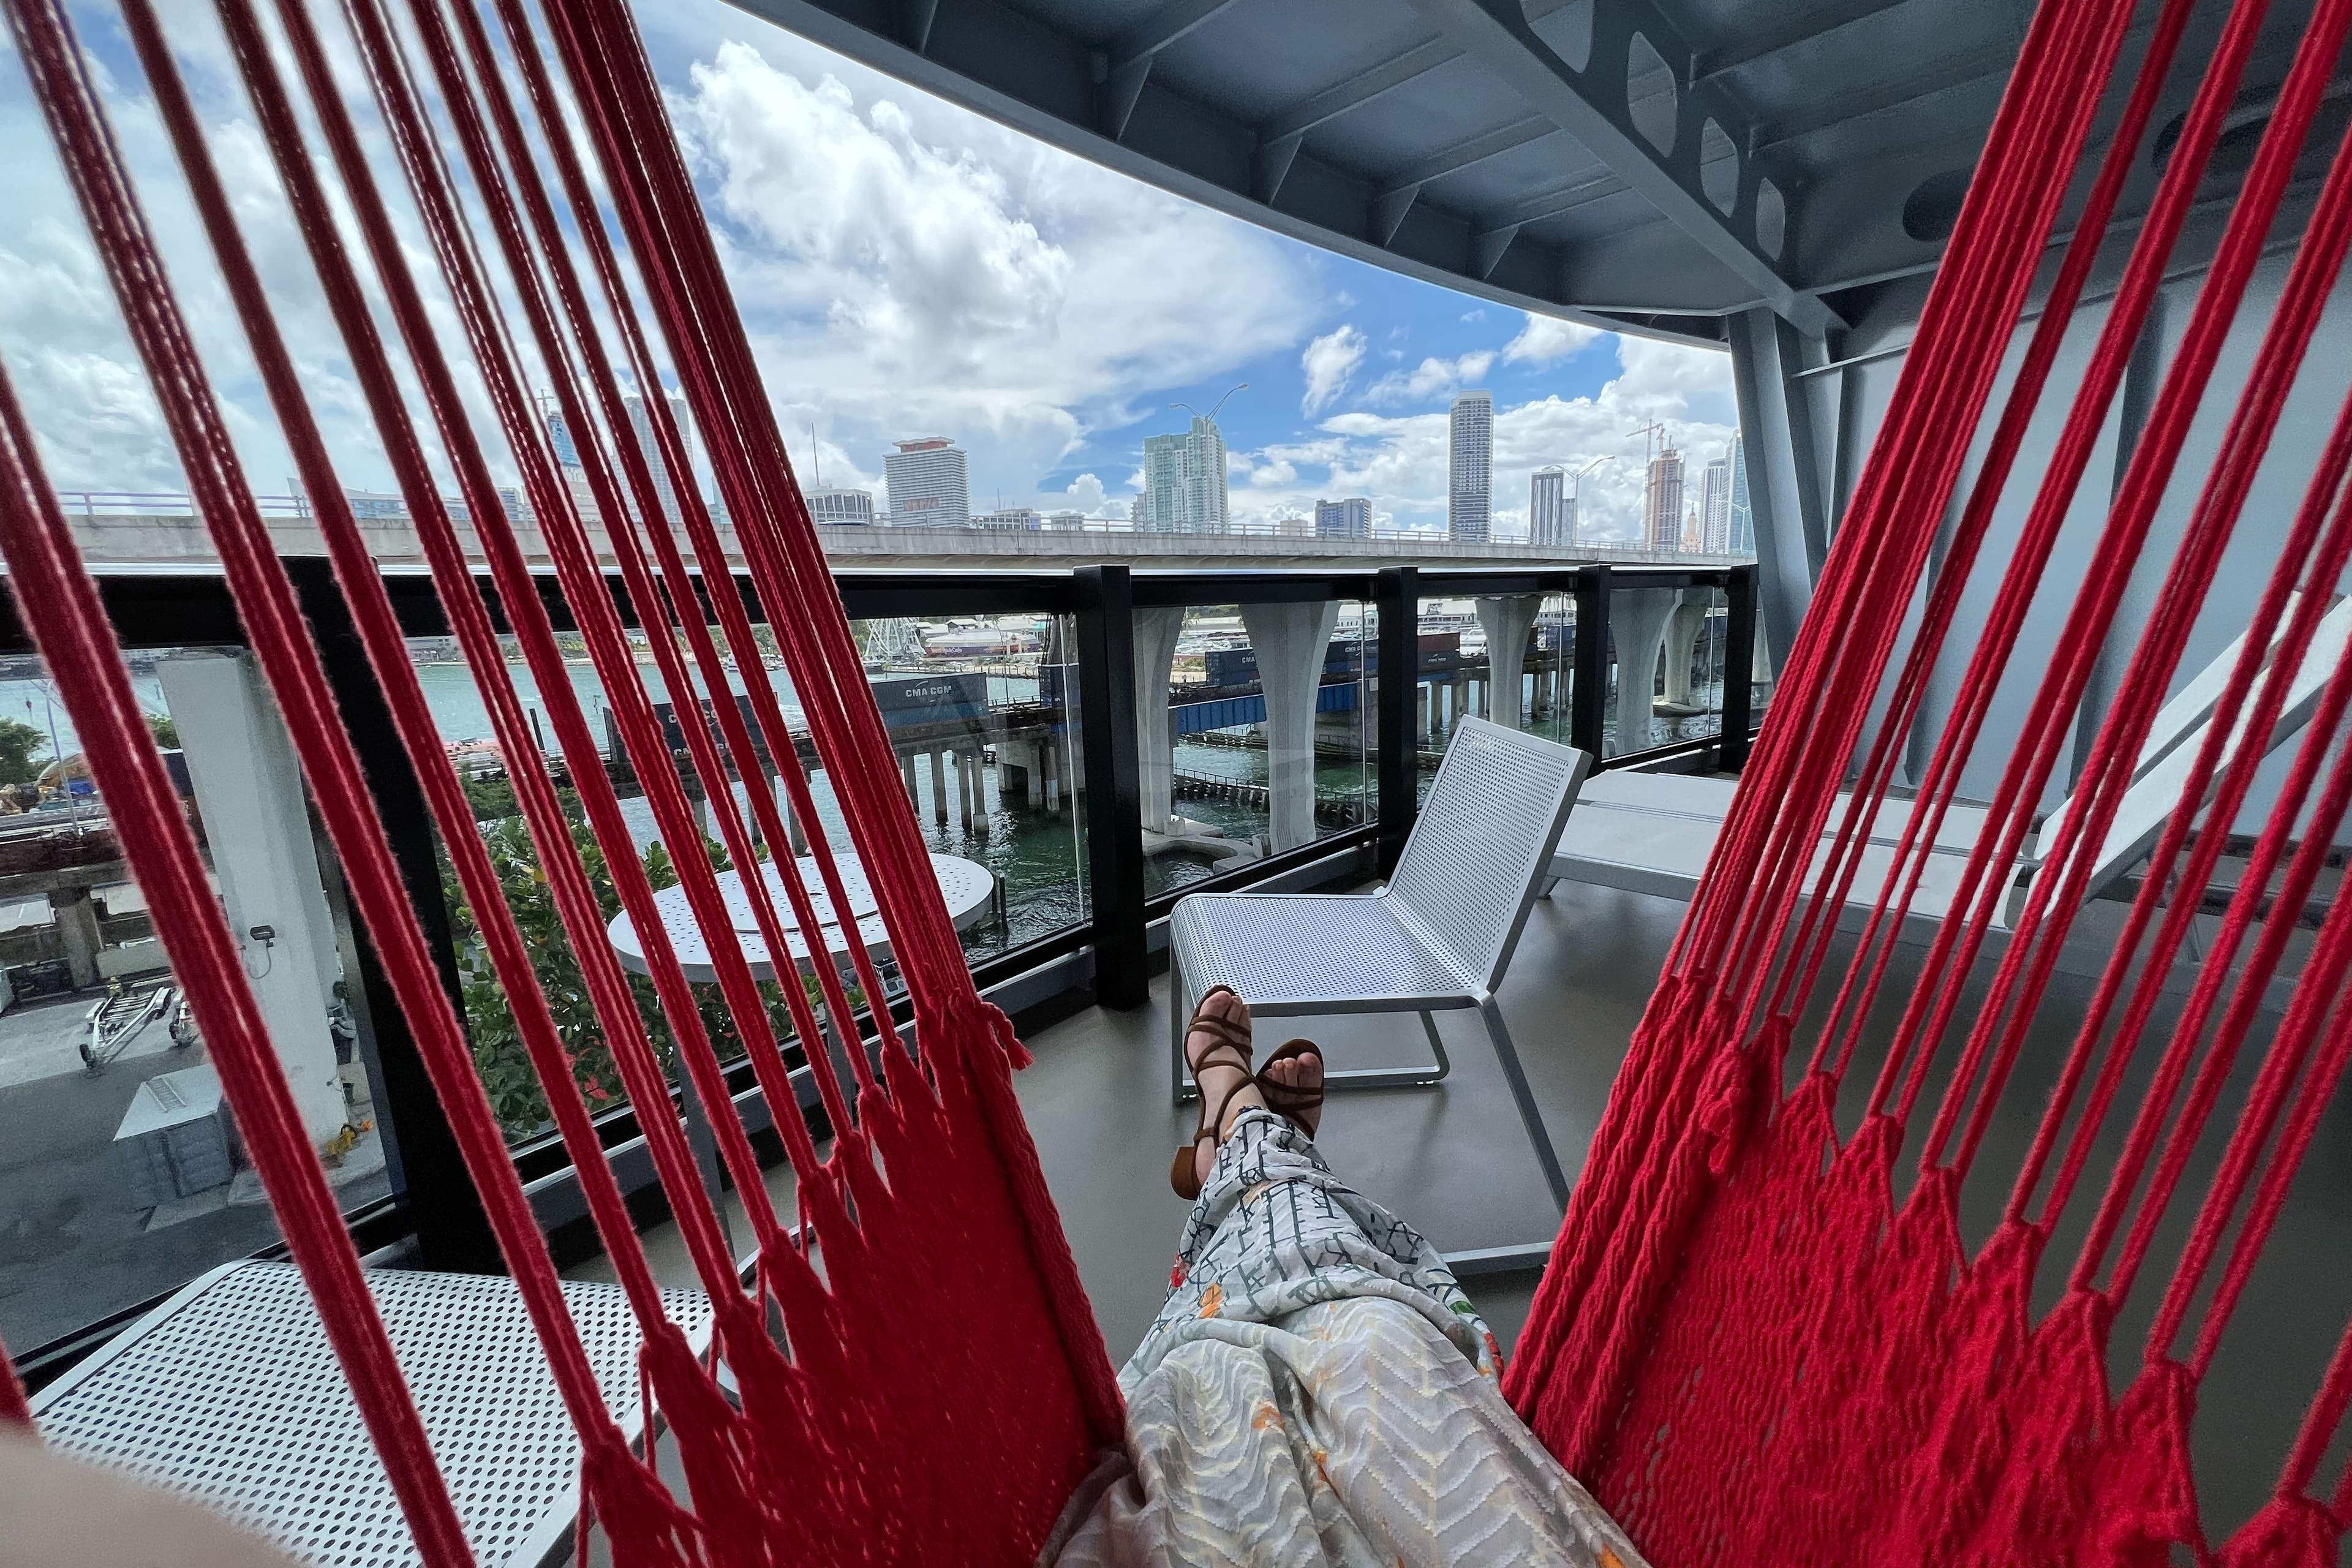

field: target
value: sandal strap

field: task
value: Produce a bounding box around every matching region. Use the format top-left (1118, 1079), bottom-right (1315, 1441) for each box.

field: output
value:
top-left (1199, 1074), bottom-right (1260, 1146)
top-left (1185, 1013), bottom-right (1253, 1053)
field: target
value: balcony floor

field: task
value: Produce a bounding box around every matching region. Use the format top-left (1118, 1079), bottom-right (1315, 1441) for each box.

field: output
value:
top-left (586, 870), bottom-right (2352, 1547)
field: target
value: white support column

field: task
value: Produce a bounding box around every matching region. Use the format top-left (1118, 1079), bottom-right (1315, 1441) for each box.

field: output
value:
top-left (1133, 606), bottom-right (1185, 837)
top-left (1661, 592), bottom-right (1713, 709)
top-left (1241, 600), bottom-right (1343, 853)
top-left (1610, 587), bottom-right (1681, 756)
top-left (928, 750), bottom-right (949, 826)
top-left (1473, 594), bottom-right (1542, 730)
top-left (157, 652), bottom-right (348, 1144)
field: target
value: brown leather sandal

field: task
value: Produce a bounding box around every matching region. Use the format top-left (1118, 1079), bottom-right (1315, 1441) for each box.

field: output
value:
top-left (1256, 1038), bottom-right (1325, 1139)
top-left (1172, 986), bottom-right (1253, 1200)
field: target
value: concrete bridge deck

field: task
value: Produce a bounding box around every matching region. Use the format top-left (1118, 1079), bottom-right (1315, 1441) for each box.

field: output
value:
top-left (60, 509), bottom-right (1745, 574)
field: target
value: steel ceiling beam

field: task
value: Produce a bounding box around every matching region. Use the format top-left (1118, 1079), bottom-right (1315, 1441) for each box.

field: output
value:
top-left (1693, 0), bottom-right (1918, 82)
top-left (1098, 0), bottom-right (1249, 141)
top-left (1754, 43), bottom-right (2013, 154)
top-left (1261, 38), bottom-right (1463, 143)
top-left (1401, 0), bottom-right (1841, 335)
top-left (1109, 0), bottom-right (1248, 67)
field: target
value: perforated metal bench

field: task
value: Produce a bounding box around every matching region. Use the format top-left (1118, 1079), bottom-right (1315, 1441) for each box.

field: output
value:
top-left (31, 1259), bottom-right (714, 1567)
top-left (1169, 717), bottom-right (1592, 1277)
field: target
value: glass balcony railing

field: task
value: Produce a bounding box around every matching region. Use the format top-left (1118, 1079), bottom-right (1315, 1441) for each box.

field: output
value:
top-left (0, 558), bottom-right (1762, 1384)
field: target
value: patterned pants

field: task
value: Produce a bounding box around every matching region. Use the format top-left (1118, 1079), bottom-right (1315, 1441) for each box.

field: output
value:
top-left (1129, 1109), bottom-right (1501, 1390)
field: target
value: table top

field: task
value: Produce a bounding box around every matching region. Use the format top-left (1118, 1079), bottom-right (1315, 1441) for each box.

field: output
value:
top-left (608, 852), bottom-right (993, 979)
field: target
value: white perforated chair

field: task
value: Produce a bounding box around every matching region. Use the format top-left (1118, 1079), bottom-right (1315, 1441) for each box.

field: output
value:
top-left (1167, 717), bottom-right (1591, 1275)
top-left (30, 1259), bottom-right (714, 1567)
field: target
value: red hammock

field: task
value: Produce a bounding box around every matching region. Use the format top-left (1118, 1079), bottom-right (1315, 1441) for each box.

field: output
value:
top-left (2, 0), bottom-right (2350, 1562)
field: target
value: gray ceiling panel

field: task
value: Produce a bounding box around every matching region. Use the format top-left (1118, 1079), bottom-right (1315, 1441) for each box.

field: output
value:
top-left (722, 0), bottom-right (2309, 349)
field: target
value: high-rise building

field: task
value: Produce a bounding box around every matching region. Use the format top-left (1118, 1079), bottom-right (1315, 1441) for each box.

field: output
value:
top-left (1139, 416), bottom-right (1231, 533)
top-left (623, 394), bottom-right (695, 522)
top-left (1683, 503), bottom-right (1704, 552)
top-left (884, 437), bottom-right (970, 527)
top-left (540, 393), bottom-right (696, 522)
top-left (1643, 446), bottom-right (1686, 552)
top-left (806, 487), bottom-right (875, 526)
top-left (1529, 466), bottom-right (1567, 546)
top-left (1698, 451), bottom-right (1732, 554)
top-left (1727, 432), bottom-right (1755, 554)
top-left (1449, 391), bottom-right (1493, 543)
top-left (1315, 497), bottom-right (1371, 539)
top-left (545, 405), bottom-right (582, 469)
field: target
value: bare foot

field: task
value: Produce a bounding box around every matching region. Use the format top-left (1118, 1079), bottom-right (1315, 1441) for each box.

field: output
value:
top-left (1261, 1046), bottom-right (1324, 1139)
top-left (1186, 989), bottom-right (1264, 1190)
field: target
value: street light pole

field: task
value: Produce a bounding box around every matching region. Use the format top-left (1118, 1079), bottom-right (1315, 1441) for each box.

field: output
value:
top-left (1569, 456), bottom-right (1612, 547)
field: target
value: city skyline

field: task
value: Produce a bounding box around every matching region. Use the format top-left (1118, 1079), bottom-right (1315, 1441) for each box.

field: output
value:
top-left (1, 0), bottom-right (1736, 549)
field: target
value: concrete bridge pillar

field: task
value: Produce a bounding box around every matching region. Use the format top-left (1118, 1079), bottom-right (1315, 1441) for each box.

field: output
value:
top-left (1611, 587), bottom-right (1681, 757)
top-left (927, 750), bottom-right (949, 827)
top-left (1241, 600), bottom-right (1341, 853)
top-left (158, 651), bottom-right (348, 1144)
top-left (1662, 592), bottom-right (1713, 709)
top-left (48, 884), bottom-right (101, 990)
top-left (900, 751), bottom-right (919, 813)
top-left (1133, 608), bottom-right (1185, 837)
top-left (1474, 595), bottom-right (1543, 731)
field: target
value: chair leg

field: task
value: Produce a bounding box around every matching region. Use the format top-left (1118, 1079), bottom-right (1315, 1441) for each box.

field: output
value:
top-left (1169, 949), bottom-right (1190, 1106)
top-left (1417, 1011), bottom-right (1453, 1080)
top-left (1479, 995), bottom-right (1570, 1211)
top-left (1319, 1007), bottom-right (1452, 1091)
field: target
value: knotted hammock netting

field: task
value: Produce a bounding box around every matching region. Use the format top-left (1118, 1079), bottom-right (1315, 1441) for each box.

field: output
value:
top-left (4, 0), bottom-right (2352, 1561)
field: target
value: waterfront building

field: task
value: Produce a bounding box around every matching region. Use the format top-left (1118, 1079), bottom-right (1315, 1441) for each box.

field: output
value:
top-left (1139, 416), bottom-right (1231, 533)
top-left (1643, 445), bottom-right (1686, 552)
top-left (1529, 467), bottom-right (1567, 546)
top-left (978, 507), bottom-right (1042, 531)
top-left (807, 486), bottom-right (876, 526)
top-left (1315, 497), bottom-right (1371, 539)
top-left (884, 437), bottom-right (971, 527)
top-left (1449, 390), bottom-right (1493, 543)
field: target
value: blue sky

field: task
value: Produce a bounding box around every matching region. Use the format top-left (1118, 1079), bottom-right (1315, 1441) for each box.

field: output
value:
top-left (0, 0), bottom-right (1739, 543)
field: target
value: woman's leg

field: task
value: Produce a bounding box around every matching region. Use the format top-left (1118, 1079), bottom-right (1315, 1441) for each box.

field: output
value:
top-left (1183, 988), bottom-right (1264, 1190)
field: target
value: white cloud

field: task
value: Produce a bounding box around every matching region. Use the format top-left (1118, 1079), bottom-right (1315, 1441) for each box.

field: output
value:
top-left (1503, 312), bottom-right (1602, 367)
top-left (672, 40), bottom-right (1317, 501)
top-left (1365, 350), bottom-right (1495, 407)
top-left (1300, 324), bottom-right (1366, 417)
top-left (1057, 472), bottom-right (1107, 512)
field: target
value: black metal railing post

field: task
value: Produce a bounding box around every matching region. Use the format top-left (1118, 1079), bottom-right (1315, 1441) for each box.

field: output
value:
top-left (1719, 564), bottom-right (1760, 772)
top-left (1074, 564), bottom-right (1148, 1009)
top-left (286, 560), bottom-right (502, 1274)
top-left (1374, 565), bottom-right (1418, 875)
top-left (1570, 564), bottom-right (1611, 761)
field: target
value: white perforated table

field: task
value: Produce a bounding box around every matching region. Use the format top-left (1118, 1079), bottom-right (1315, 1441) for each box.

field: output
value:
top-left (31, 1259), bottom-right (714, 1568)
top-left (605, 852), bottom-right (995, 981)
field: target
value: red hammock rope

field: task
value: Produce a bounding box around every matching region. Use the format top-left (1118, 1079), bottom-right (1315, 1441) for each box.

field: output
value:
top-left (6, 0), bottom-right (2352, 1562)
